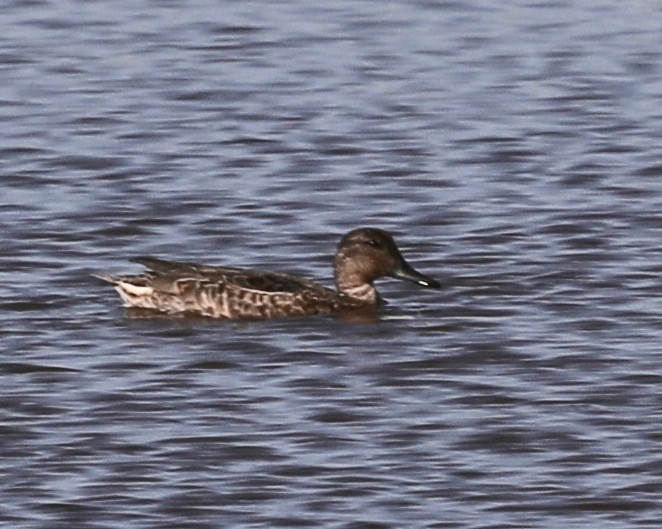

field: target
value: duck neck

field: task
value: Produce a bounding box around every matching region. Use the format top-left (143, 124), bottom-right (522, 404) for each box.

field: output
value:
top-left (342, 283), bottom-right (378, 304)
top-left (335, 273), bottom-right (378, 305)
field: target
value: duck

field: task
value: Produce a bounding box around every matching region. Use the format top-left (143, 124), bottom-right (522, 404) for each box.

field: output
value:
top-left (94, 227), bottom-right (440, 319)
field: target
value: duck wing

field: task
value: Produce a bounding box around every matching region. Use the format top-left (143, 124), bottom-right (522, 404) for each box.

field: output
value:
top-left (132, 256), bottom-right (243, 275)
top-left (132, 256), bottom-right (331, 295)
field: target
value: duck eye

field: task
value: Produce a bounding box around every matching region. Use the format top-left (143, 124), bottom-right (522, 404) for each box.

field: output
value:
top-left (367, 239), bottom-right (382, 248)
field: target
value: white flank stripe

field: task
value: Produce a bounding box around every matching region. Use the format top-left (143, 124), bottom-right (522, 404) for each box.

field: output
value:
top-left (119, 282), bottom-right (154, 296)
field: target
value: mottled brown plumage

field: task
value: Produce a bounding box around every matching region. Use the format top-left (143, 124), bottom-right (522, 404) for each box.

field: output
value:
top-left (94, 228), bottom-right (440, 319)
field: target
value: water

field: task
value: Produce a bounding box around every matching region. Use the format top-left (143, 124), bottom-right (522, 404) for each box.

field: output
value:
top-left (1, 1), bottom-right (660, 528)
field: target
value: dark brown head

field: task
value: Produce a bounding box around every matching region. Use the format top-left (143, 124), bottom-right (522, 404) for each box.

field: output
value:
top-left (333, 228), bottom-right (440, 299)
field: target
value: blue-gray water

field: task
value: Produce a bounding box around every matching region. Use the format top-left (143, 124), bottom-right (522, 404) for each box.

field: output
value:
top-left (1, 1), bottom-right (660, 528)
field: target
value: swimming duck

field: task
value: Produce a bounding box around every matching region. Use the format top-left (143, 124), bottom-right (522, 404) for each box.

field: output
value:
top-left (94, 227), bottom-right (440, 319)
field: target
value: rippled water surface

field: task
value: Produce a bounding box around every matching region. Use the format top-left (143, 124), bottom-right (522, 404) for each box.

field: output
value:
top-left (1, 1), bottom-right (661, 528)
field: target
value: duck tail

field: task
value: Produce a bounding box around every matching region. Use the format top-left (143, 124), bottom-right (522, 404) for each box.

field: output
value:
top-left (92, 273), bottom-right (122, 285)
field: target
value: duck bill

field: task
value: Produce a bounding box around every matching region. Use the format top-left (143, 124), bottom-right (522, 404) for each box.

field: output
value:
top-left (391, 260), bottom-right (441, 289)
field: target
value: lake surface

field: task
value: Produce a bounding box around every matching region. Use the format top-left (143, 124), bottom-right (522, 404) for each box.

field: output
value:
top-left (1, 1), bottom-right (660, 528)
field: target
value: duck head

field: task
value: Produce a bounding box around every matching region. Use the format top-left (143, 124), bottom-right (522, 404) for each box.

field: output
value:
top-left (333, 227), bottom-right (440, 303)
